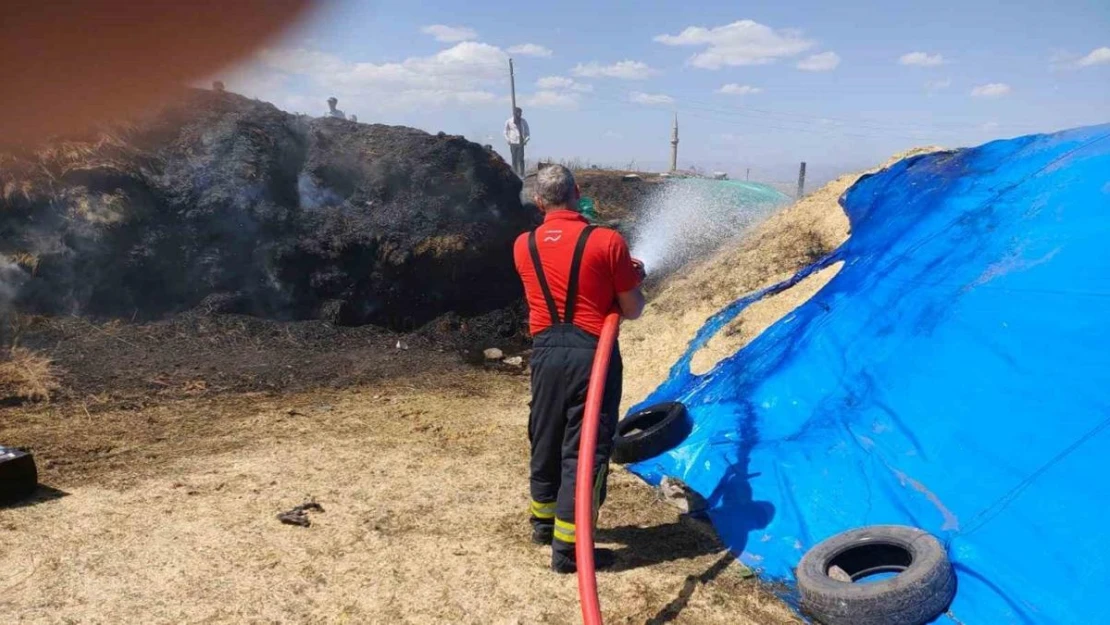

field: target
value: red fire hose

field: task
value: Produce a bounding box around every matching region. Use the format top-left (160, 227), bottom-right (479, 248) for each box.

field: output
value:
top-left (575, 311), bottom-right (621, 625)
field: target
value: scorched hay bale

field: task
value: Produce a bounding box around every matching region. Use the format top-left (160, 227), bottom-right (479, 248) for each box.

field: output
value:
top-left (0, 89), bottom-right (537, 329)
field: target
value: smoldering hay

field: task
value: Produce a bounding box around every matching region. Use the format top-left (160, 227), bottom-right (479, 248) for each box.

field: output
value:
top-left (0, 88), bottom-right (538, 329)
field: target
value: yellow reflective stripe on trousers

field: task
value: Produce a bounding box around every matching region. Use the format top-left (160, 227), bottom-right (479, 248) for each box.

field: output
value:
top-left (554, 518), bottom-right (576, 544)
top-left (530, 500), bottom-right (556, 520)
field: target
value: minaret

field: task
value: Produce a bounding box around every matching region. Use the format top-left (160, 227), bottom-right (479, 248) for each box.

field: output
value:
top-left (669, 112), bottom-right (679, 173)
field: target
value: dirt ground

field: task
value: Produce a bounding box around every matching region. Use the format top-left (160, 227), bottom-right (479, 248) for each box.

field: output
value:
top-left (0, 153), bottom-right (940, 624)
top-left (0, 356), bottom-right (800, 624)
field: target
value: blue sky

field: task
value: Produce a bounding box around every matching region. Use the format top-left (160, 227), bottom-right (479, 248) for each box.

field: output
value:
top-left (214, 0), bottom-right (1110, 185)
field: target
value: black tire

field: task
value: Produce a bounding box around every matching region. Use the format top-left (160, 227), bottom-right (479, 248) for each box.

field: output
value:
top-left (0, 447), bottom-right (38, 506)
top-left (797, 525), bottom-right (956, 625)
top-left (611, 402), bottom-right (691, 464)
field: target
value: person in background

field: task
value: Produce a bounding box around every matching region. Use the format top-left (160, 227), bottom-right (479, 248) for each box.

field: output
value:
top-left (326, 96), bottom-right (347, 120)
top-left (504, 107), bottom-right (530, 177)
top-left (513, 164), bottom-right (646, 574)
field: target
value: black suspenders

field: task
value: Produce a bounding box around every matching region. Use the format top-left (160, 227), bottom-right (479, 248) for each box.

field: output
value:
top-left (527, 226), bottom-right (597, 326)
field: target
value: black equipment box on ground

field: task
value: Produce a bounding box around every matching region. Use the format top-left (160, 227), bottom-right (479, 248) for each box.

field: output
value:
top-left (0, 446), bottom-right (38, 505)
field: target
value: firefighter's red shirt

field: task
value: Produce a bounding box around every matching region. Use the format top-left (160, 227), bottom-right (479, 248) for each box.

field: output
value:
top-left (513, 210), bottom-right (642, 337)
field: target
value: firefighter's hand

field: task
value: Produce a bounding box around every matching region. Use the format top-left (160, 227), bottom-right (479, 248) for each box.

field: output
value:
top-left (631, 258), bottom-right (647, 281)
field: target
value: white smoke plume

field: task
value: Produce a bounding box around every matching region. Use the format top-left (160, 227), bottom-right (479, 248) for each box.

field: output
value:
top-left (0, 255), bottom-right (27, 312)
top-left (0, 254), bottom-right (29, 345)
top-left (298, 173), bottom-right (342, 209)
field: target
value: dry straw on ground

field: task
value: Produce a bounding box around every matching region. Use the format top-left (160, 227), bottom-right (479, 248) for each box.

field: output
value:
top-left (1, 371), bottom-right (802, 625)
top-left (0, 149), bottom-right (941, 624)
top-left (0, 346), bottom-right (60, 403)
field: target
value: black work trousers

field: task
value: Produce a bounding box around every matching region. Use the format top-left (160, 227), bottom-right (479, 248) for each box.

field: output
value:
top-left (528, 323), bottom-right (622, 556)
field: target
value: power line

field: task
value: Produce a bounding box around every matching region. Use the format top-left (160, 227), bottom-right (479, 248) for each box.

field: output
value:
top-left (583, 90), bottom-right (944, 140)
top-left (580, 88), bottom-right (1041, 137)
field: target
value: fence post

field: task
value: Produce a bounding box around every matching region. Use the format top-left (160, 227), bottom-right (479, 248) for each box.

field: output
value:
top-left (797, 162), bottom-right (807, 199)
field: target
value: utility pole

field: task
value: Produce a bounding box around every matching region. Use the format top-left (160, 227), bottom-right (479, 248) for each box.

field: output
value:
top-left (509, 58), bottom-right (518, 124)
top-left (746, 168), bottom-right (750, 181)
top-left (670, 112), bottom-right (679, 173)
top-left (797, 161), bottom-right (807, 199)
top-left (508, 58), bottom-right (521, 176)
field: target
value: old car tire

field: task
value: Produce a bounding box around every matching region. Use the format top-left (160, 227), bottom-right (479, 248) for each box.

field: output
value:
top-left (612, 402), bottom-right (691, 464)
top-left (797, 525), bottom-right (956, 625)
top-left (0, 447), bottom-right (38, 505)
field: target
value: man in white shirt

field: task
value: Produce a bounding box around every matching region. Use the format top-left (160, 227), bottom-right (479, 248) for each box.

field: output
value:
top-left (504, 107), bottom-right (530, 177)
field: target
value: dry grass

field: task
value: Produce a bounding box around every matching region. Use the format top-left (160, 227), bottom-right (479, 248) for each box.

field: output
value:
top-left (0, 371), bottom-right (801, 625)
top-left (689, 261), bottom-right (845, 375)
top-left (0, 346), bottom-right (61, 403)
top-left (621, 147), bottom-right (942, 406)
top-left (0, 147), bottom-right (946, 624)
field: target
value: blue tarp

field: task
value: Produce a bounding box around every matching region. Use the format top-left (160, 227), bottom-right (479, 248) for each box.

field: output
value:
top-left (629, 124), bottom-right (1110, 624)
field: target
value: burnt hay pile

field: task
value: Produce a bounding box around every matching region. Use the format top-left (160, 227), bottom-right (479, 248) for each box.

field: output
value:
top-left (0, 89), bottom-right (537, 330)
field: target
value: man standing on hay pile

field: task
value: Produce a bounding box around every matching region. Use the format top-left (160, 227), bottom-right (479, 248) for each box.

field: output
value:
top-left (513, 164), bottom-right (646, 573)
top-left (504, 106), bottom-right (530, 177)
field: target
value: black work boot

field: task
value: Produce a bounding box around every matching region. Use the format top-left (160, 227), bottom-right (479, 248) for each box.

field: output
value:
top-left (532, 523), bottom-right (554, 545)
top-left (551, 548), bottom-right (616, 574)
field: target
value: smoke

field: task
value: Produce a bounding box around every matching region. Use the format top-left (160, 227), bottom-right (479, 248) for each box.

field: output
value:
top-left (0, 255), bottom-right (27, 309)
top-left (0, 89), bottom-right (533, 330)
top-left (0, 255), bottom-right (29, 345)
top-left (630, 179), bottom-right (789, 275)
top-left (298, 172), bottom-right (342, 210)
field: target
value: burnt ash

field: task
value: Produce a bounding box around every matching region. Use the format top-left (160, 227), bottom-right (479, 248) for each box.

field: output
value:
top-left (0, 89), bottom-right (537, 330)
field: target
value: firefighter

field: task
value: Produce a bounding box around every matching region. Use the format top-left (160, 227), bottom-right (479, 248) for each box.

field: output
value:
top-left (513, 164), bottom-right (646, 573)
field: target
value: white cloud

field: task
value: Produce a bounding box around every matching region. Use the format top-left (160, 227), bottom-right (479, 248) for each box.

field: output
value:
top-left (654, 20), bottom-right (814, 69)
top-left (981, 121), bottom-right (1000, 132)
top-left (524, 90), bottom-right (579, 110)
top-left (259, 48), bottom-right (347, 75)
top-left (899, 52), bottom-right (944, 67)
top-left (508, 43), bottom-right (553, 58)
top-left (1078, 47), bottom-right (1110, 67)
top-left (717, 83), bottom-right (762, 95)
top-left (421, 25), bottom-right (478, 43)
top-left (971, 82), bottom-right (1012, 98)
top-left (1050, 47), bottom-right (1110, 71)
top-left (385, 89), bottom-right (496, 107)
top-left (1050, 49), bottom-right (1075, 68)
top-left (572, 60), bottom-right (657, 80)
top-left (796, 51), bottom-right (840, 72)
top-left (536, 76), bottom-right (572, 89)
top-left (629, 91), bottom-right (674, 106)
top-left (602, 130), bottom-right (623, 139)
top-left (336, 42), bottom-right (505, 90)
top-left (536, 76), bottom-right (593, 92)
top-left (925, 78), bottom-right (952, 92)
top-left (524, 75), bottom-right (591, 109)
top-left (255, 43), bottom-right (508, 110)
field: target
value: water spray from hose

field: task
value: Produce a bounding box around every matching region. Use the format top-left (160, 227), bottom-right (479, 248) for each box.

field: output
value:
top-left (630, 179), bottom-right (789, 275)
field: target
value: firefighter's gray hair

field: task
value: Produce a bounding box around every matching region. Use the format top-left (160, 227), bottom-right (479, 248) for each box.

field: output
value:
top-left (535, 164), bottom-right (576, 208)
